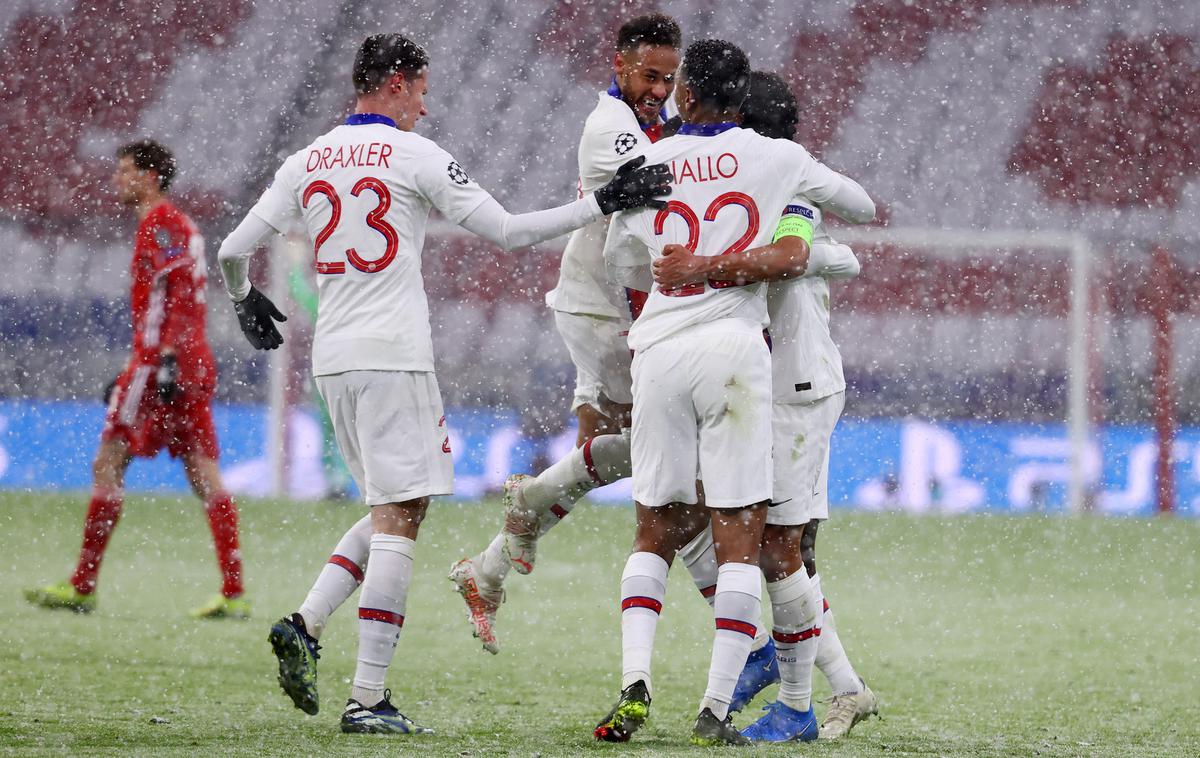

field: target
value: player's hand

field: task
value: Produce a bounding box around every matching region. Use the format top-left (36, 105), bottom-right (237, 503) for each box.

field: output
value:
top-left (102, 376), bottom-right (118, 405)
top-left (156, 353), bottom-right (179, 402)
top-left (653, 244), bottom-right (710, 288)
top-left (594, 155), bottom-right (672, 214)
top-left (234, 286), bottom-right (288, 350)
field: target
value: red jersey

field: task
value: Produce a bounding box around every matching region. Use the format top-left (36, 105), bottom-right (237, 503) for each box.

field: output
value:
top-left (129, 200), bottom-right (215, 389)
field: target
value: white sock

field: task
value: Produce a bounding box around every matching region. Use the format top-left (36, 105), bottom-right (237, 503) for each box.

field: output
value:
top-left (620, 551), bottom-right (668, 697)
top-left (472, 534), bottom-right (510, 591)
top-left (523, 434), bottom-right (631, 529)
top-left (679, 529), bottom-right (771, 653)
top-left (813, 573), bottom-right (862, 695)
top-left (298, 515), bottom-right (372, 639)
top-left (351, 534), bottom-right (415, 706)
top-left (700, 562), bottom-right (762, 720)
top-left (768, 569), bottom-right (822, 712)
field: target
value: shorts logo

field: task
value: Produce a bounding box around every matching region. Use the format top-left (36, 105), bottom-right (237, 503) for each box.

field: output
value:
top-left (783, 204), bottom-right (815, 220)
top-left (614, 132), bottom-right (638, 155)
top-left (439, 415), bottom-right (451, 453)
top-left (447, 161), bottom-right (470, 185)
top-left (154, 229), bottom-right (173, 248)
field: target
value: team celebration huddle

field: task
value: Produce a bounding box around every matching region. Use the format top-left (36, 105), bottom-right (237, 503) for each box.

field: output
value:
top-left (218, 14), bottom-right (876, 747)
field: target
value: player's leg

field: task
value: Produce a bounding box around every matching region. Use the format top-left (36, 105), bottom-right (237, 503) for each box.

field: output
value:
top-left (595, 500), bottom-right (708, 743)
top-left (680, 520), bottom-right (777, 716)
top-left (740, 522), bottom-right (821, 743)
top-left (595, 341), bottom-right (697, 743)
top-left (182, 452), bottom-right (248, 619)
top-left (342, 498), bottom-right (430, 734)
top-left (689, 329), bottom-right (773, 746)
top-left (298, 514), bottom-right (372, 638)
top-left (340, 370), bottom-right (447, 735)
top-left (268, 379), bottom-right (373, 716)
top-left (26, 437), bottom-right (133, 612)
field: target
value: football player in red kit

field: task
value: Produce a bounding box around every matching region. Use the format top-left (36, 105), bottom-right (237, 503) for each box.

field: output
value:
top-left (26, 140), bottom-right (248, 619)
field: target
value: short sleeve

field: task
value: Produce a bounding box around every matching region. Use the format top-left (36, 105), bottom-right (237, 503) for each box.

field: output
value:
top-left (412, 149), bottom-right (492, 224)
top-left (249, 156), bottom-right (303, 232)
top-left (583, 124), bottom-right (649, 183)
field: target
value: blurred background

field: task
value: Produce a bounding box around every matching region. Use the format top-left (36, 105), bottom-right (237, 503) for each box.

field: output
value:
top-left (1, 0), bottom-right (1198, 514)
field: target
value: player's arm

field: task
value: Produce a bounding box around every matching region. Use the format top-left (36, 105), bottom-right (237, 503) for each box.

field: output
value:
top-left (217, 212), bottom-right (289, 350)
top-left (216, 157), bottom-right (302, 350)
top-left (155, 239), bottom-right (199, 399)
top-left (806, 242), bottom-right (861, 280)
top-left (781, 141), bottom-right (875, 224)
top-left (652, 209), bottom-right (815, 288)
top-left (602, 209), bottom-right (654, 292)
top-left (421, 152), bottom-right (670, 250)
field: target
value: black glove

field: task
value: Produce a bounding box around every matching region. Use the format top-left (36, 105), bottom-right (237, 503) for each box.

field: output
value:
top-left (102, 376), bottom-right (118, 405)
top-left (594, 155), bottom-right (672, 215)
top-left (156, 354), bottom-right (178, 402)
top-left (234, 286), bottom-right (287, 350)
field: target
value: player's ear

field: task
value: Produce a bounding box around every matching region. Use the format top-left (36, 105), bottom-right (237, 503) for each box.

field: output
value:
top-left (388, 71), bottom-right (407, 93)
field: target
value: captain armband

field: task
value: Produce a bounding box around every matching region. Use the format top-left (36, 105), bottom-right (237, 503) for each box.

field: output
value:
top-left (772, 213), bottom-right (813, 246)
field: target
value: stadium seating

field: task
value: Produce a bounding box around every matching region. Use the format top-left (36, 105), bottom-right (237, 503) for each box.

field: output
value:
top-left (2, 0), bottom-right (1198, 423)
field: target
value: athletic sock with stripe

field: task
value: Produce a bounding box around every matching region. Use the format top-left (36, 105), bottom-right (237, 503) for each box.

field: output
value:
top-left (298, 514), bottom-right (372, 639)
top-left (619, 551), bottom-right (668, 696)
top-left (768, 568), bottom-right (822, 712)
top-left (351, 533), bottom-right (415, 706)
top-left (700, 562), bottom-right (762, 720)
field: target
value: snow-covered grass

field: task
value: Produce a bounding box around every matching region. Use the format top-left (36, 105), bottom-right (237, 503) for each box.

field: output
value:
top-left (3, 493), bottom-right (1198, 756)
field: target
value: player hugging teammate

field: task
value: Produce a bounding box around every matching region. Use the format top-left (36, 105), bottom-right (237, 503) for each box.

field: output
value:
top-left (213, 16), bottom-right (879, 747)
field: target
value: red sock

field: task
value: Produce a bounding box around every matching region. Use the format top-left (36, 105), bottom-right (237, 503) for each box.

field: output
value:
top-left (204, 493), bottom-right (244, 598)
top-left (70, 489), bottom-right (124, 595)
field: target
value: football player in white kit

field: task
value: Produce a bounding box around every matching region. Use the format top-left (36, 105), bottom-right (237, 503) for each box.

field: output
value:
top-left (448, 14), bottom-right (683, 652)
top-left (594, 40), bottom-right (875, 746)
top-left (216, 34), bottom-right (671, 735)
top-left (656, 72), bottom-right (877, 742)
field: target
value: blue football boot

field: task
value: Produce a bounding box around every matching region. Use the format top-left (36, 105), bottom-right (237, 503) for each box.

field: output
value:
top-left (729, 637), bottom-right (780, 712)
top-left (740, 700), bottom-right (819, 743)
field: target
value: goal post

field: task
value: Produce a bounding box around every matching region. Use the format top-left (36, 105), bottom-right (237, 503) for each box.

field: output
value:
top-left (832, 226), bottom-right (1096, 514)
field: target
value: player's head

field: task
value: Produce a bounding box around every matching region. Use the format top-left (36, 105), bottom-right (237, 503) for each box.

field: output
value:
top-left (353, 33), bottom-right (430, 130)
top-left (675, 39), bottom-right (750, 121)
top-left (740, 70), bottom-right (798, 140)
top-left (113, 139), bottom-right (175, 205)
top-left (613, 13), bottom-right (682, 126)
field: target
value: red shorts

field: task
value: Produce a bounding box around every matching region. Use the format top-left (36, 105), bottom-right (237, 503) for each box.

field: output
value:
top-left (102, 363), bottom-right (219, 460)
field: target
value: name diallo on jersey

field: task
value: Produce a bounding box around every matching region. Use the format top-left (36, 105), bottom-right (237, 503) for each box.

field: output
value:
top-left (669, 152), bottom-right (739, 185)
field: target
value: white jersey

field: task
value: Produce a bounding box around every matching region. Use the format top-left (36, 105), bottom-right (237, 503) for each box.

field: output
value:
top-left (766, 198), bottom-right (861, 404)
top-left (605, 125), bottom-right (864, 352)
top-left (248, 116), bottom-right (496, 376)
top-left (546, 92), bottom-right (654, 318)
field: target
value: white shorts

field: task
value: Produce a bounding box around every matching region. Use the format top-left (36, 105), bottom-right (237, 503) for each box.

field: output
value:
top-left (553, 310), bottom-right (634, 413)
top-left (769, 392), bottom-right (845, 525)
top-left (630, 326), bottom-right (772, 509)
top-left (315, 370), bottom-right (454, 506)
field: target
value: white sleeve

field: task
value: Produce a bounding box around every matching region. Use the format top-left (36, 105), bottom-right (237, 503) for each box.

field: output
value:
top-left (780, 141), bottom-right (876, 224)
top-left (217, 212), bottom-right (279, 302)
top-left (602, 209), bottom-right (653, 291)
top-left (583, 121), bottom-right (649, 185)
top-left (247, 157), bottom-right (303, 233)
top-left (458, 194), bottom-right (604, 251)
top-left (805, 242), bottom-right (861, 280)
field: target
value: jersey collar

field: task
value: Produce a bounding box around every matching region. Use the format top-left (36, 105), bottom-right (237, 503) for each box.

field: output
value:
top-left (345, 113), bottom-right (397, 128)
top-left (676, 121), bottom-right (738, 137)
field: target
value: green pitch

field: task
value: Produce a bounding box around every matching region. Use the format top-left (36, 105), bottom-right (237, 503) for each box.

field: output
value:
top-left (2, 492), bottom-right (1198, 757)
